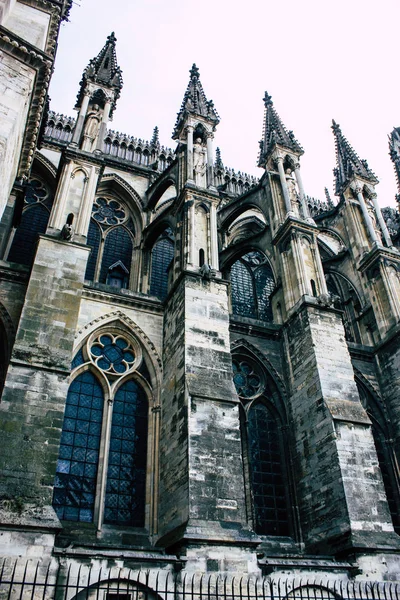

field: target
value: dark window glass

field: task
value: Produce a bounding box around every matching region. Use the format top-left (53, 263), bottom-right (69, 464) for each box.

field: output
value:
top-left (52, 371), bottom-right (104, 522)
top-left (230, 252), bottom-right (275, 322)
top-left (247, 403), bottom-right (289, 536)
top-left (71, 348), bottom-right (85, 370)
top-left (85, 219), bottom-right (101, 281)
top-left (231, 260), bottom-right (256, 318)
top-left (149, 234), bottom-right (174, 300)
top-left (371, 424), bottom-right (400, 534)
top-left (8, 204), bottom-right (49, 266)
top-left (254, 264), bottom-right (274, 321)
top-left (104, 379), bottom-right (148, 526)
top-left (100, 227), bottom-right (133, 286)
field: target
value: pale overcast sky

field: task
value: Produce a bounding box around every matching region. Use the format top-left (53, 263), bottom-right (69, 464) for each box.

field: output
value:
top-left (49, 0), bottom-right (400, 208)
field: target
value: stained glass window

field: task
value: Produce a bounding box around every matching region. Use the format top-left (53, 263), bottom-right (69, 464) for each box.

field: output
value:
top-left (100, 227), bottom-right (133, 286)
top-left (231, 261), bottom-right (256, 318)
top-left (232, 360), bottom-right (262, 398)
top-left (104, 380), bottom-right (148, 526)
top-left (85, 220), bottom-right (101, 281)
top-left (52, 371), bottom-right (104, 522)
top-left (149, 230), bottom-right (174, 300)
top-left (93, 197), bottom-right (126, 226)
top-left (247, 403), bottom-right (290, 536)
top-left (90, 334), bottom-right (135, 375)
top-left (230, 252), bottom-right (275, 322)
top-left (8, 176), bottom-right (53, 267)
top-left (8, 204), bottom-right (49, 267)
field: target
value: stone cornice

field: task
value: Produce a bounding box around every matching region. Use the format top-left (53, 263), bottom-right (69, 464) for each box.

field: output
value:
top-left (272, 213), bottom-right (319, 247)
top-left (358, 243), bottom-right (400, 273)
top-left (82, 285), bottom-right (164, 315)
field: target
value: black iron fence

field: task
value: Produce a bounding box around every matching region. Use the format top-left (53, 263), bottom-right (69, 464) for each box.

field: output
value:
top-left (1, 561), bottom-right (399, 600)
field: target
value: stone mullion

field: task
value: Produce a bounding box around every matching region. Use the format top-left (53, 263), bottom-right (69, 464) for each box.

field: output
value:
top-left (96, 395), bottom-right (113, 532)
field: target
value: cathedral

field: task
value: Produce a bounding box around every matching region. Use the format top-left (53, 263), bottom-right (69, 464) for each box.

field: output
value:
top-left (2, 0), bottom-right (400, 597)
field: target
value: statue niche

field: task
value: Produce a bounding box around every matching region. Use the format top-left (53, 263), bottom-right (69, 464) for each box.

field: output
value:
top-left (193, 136), bottom-right (207, 187)
top-left (82, 104), bottom-right (101, 152)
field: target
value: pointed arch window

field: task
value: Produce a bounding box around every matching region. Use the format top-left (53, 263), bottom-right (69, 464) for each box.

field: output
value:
top-left (53, 371), bottom-right (104, 522)
top-left (325, 272), bottom-right (361, 343)
top-left (356, 382), bottom-right (400, 534)
top-left (53, 329), bottom-right (153, 529)
top-left (149, 227), bottom-right (174, 300)
top-left (6, 177), bottom-right (54, 267)
top-left (233, 357), bottom-right (291, 537)
top-left (230, 251), bottom-right (275, 321)
top-left (84, 195), bottom-right (135, 290)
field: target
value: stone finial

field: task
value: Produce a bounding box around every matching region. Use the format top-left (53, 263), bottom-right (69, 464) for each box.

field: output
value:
top-left (151, 126), bottom-right (160, 147)
top-left (331, 119), bottom-right (378, 193)
top-left (75, 32), bottom-right (123, 118)
top-left (258, 91), bottom-right (303, 168)
top-left (172, 64), bottom-right (220, 140)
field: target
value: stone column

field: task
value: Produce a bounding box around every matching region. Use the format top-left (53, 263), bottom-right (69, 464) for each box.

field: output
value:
top-left (275, 156), bottom-right (292, 214)
top-left (294, 162), bottom-right (311, 220)
top-left (209, 203), bottom-right (219, 270)
top-left (206, 133), bottom-right (214, 188)
top-left (371, 193), bottom-right (393, 247)
top-left (71, 91), bottom-right (90, 145)
top-left (355, 185), bottom-right (378, 245)
top-left (186, 125), bottom-right (194, 182)
top-left (190, 201), bottom-right (196, 265)
top-left (48, 159), bottom-right (74, 230)
top-left (75, 165), bottom-right (99, 237)
top-left (95, 99), bottom-right (112, 152)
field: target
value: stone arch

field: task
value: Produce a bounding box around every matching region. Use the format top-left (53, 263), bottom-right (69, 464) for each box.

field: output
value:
top-left (74, 310), bottom-right (162, 388)
top-left (231, 338), bottom-right (288, 417)
top-left (143, 216), bottom-right (175, 250)
top-left (220, 243), bottom-right (276, 279)
top-left (34, 151), bottom-right (58, 180)
top-left (146, 173), bottom-right (178, 211)
top-left (70, 574), bottom-right (165, 600)
top-left (219, 200), bottom-right (267, 232)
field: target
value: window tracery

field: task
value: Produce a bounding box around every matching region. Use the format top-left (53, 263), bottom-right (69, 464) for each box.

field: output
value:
top-left (84, 195), bottom-right (135, 290)
top-left (149, 227), bottom-right (174, 300)
top-left (6, 177), bottom-right (54, 267)
top-left (53, 328), bottom-right (152, 529)
top-left (232, 354), bottom-right (291, 537)
top-left (230, 251), bottom-right (275, 322)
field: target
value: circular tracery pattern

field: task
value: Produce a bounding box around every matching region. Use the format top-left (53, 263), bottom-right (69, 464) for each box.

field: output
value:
top-left (25, 178), bottom-right (49, 205)
top-left (93, 197), bottom-right (126, 226)
top-left (232, 359), bottom-right (263, 398)
top-left (90, 334), bottom-right (135, 375)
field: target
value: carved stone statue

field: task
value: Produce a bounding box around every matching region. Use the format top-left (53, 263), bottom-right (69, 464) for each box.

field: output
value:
top-left (60, 223), bottom-right (74, 242)
top-left (193, 137), bottom-right (206, 187)
top-left (285, 168), bottom-right (300, 216)
top-left (82, 104), bottom-right (101, 152)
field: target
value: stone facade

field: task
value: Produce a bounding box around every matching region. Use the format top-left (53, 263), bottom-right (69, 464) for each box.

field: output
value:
top-left (1, 6), bottom-right (400, 595)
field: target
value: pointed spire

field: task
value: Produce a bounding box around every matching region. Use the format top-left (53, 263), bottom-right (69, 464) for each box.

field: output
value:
top-left (258, 92), bottom-right (303, 167)
top-left (151, 126), bottom-right (160, 147)
top-left (173, 64), bottom-right (220, 139)
top-left (389, 126), bottom-right (400, 204)
top-left (75, 32), bottom-right (123, 117)
top-left (215, 147), bottom-right (223, 169)
top-left (324, 187), bottom-right (334, 208)
top-left (331, 120), bottom-right (378, 193)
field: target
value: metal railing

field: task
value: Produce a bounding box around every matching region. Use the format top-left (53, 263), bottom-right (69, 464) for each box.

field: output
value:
top-left (1, 561), bottom-right (399, 600)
